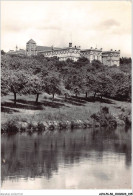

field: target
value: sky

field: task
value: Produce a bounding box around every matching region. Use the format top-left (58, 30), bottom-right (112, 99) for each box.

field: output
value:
top-left (1, 1), bottom-right (132, 57)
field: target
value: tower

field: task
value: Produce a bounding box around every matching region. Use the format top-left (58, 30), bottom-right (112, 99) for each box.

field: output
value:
top-left (26, 39), bottom-right (37, 56)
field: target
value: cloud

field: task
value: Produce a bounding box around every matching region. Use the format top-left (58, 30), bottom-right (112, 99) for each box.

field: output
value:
top-left (95, 19), bottom-right (120, 32)
top-left (101, 19), bottom-right (120, 28)
top-left (38, 24), bottom-right (61, 31)
top-left (3, 23), bottom-right (29, 32)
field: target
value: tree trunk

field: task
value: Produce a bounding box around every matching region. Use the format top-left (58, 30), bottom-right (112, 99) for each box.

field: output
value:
top-left (101, 95), bottom-right (103, 100)
top-left (85, 92), bottom-right (88, 98)
top-left (65, 93), bottom-right (67, 100)
top-left (36, 93), bottom-right (39, 103)
top-left (13, 92), bottom-right (17, 105)
top-left (76, 93), bottom-right (78, 97)
top-left (52, 93), bottom-right (55, 101)
top-left (94, 92), bottom-right (96, 98)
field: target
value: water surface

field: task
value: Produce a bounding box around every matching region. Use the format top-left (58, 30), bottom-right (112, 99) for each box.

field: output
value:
top-left (1, 127), bottom-right (131, 189)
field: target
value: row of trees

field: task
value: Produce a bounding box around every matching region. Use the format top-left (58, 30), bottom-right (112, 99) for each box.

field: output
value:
top-left (1, 53), bottom-right (131, 105)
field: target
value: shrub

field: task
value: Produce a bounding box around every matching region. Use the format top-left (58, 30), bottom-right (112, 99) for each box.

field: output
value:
top-left (2, 118), bottom-right (20, 133)
top-left (91, 106), bottom-right (117, 128)
top-left (101, 106), bottom-right (109, 114)
top-left (37, 122), bottom-right (45, 131)
top-left (119, 107), bottom-right (131, 126)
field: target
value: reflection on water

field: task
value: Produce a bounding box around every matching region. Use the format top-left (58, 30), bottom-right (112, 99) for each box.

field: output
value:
top-left (1, 127), bottom-right (131, 189)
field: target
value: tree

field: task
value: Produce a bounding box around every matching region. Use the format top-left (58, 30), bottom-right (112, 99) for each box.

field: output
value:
top-left (45, 72), bottom-right (61, 100)
top-left (97, 72), bottom-right (114, 99)
top-left (120, 57), bottom-right (132, 64)
top-left (2, 69), bottom-right (29, 105)
top-left (77, 57), bottom-right (89, 63)
top-left (110, 71), bottom-right (131, 101)
top-left (84, 70), bottom-right (114, 100)
top-left (1, 50), bottom-right (6, 55)
top-left (119, 62), bottom-right (131, 73)
top-left (64, 67), bottom-right (85, 97)
top-left (84, 72), bottom-right (99, 98)
top-left (1, 70), bottom-right (10, 96)
top-left (25, 74), bottom-right (45, 103)
top-left (91, 60), bottom-right (104, 70)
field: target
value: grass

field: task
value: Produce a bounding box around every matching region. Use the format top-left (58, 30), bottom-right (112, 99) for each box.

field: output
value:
top-left (1, 93), bottom-right (131, 124)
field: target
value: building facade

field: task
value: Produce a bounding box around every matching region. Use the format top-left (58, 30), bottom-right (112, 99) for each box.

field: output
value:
top-left (26, 39), bottom-right (37, 56)
top-left (102, 49), bottom-right (120, 66)
top-left (7, 46), bottom-right (26, 56)
top-left (39, 43), bottom-right (81, 62)
top-left (81, 47), bottom-right (102, 62)
top-left (26, 39), bottom-right (103, 63)
top-left (8, 39), bottom-right (120, 66)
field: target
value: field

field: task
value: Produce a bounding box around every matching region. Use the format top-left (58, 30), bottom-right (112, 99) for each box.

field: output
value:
top-left (1, 93), bottom-right (131, 124)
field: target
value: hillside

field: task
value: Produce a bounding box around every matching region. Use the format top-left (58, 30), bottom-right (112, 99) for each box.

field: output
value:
top-left (1, 54), bottom-right (131, 130)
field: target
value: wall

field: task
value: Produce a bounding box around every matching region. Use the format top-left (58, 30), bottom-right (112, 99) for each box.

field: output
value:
top-left (102, 51), bottom-right (120, 66)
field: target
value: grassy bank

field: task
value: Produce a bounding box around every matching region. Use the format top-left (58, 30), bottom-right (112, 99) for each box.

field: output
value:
top-left (1, 93), bottom-right (131, 132)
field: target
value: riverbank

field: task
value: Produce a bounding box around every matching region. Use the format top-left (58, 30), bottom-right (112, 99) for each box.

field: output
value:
top-left (1, 93), bottom-right (131, 133)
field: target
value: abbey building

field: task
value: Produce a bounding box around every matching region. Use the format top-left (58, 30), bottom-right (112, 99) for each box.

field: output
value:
top-left (8, 39), bottom-right (120, 66)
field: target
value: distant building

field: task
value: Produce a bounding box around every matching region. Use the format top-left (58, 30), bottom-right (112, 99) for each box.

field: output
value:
top-left (7, 45), bottom-right (26, 56)
top-left (39, 43), bottom-right (82, 62)
top-left (26, 39), bottom-right (103, 63)
top-left (7, 39), bottom-right (120, 66)
top-left (102, 49), bottom-right (120, 66)
top-left (81, 47), bottom-right (102, 62)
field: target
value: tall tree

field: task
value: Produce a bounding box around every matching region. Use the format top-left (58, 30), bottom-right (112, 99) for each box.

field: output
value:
top-left (2, 69), bottom-right (29, 105)
top-left (1, 50), bottom-right (6, 55)
top-left (45, 72), bottom-right (61, 100)
top-left (25, 74), bottom-right (45, 103)
top-left (97, 72), bottom-right (114, 99)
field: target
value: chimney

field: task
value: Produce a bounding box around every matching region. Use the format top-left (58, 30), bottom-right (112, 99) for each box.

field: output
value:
top-left (69, 43), bottom-right (72, 48)
top-left (75, 46), bottom-right (76, 48)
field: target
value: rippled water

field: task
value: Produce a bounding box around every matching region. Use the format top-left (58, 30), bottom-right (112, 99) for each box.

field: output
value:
top-left (1, 127), bottom-right (131, 189)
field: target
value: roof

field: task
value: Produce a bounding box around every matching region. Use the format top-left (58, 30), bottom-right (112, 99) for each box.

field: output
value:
top-left (38, 46), bottom-right (81, 53)
top-left (19, 49), bottom-right (25, 51)
top-left (81, 48), bottom-right (102, 52)
top-left (17, 49), bottom-right (26, 54)
top-left (102, 50), bottom-right (120, 54)
top-left (26, 39), bottom-right (36, 44)
top-left (7, 49), bottom-right (26, 55)
top-left (37, 46), bottom-right (62, 51)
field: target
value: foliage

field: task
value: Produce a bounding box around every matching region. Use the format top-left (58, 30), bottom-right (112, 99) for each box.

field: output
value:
top-left (45, 72), bottom-right (62, 99)
top-left (1, 54), bottom-right (131, 103)
top-left (1, 50), bottom-right (6, 55)
top-left (109, 70), bottom-right (131, 101)
top-left (24, 74), bottom-right (46, 103)
top-left (120, 57), bottom-right (132, 64)
top-left (119, 107), bottom-right (131, 126)
top-left (119, 63), bottom-right (131, 73)
top-left (91, 106), bottom-right (117, 127)
top-left (1, 68), bottom-right (29, 104)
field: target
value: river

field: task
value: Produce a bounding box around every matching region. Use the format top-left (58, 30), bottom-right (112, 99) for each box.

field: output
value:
top-left (1, 127), bottom-right (131, 189)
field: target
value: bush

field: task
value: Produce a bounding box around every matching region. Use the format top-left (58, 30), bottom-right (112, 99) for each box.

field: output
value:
top-left (91, 106), bottom-right (117, 128)
top-left (119, 107), bottom-right (131, 126)
top-left (101, 106), bottom-right (109, 114)
top-left (2, 118), bottom-right (20, 133)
